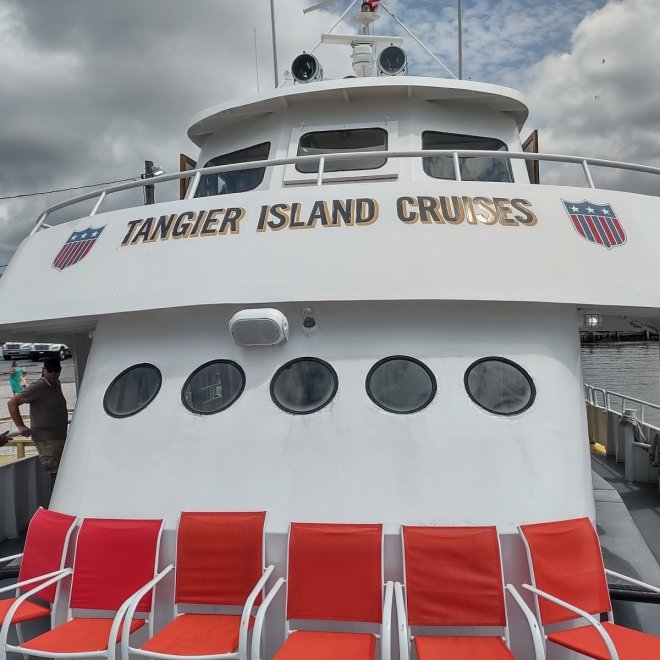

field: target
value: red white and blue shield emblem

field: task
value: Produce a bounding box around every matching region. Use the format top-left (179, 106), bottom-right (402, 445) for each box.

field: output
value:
top-left (562, 200), bottom-right (626, 249)
top-left (52, 226), bottom-right (106, 271)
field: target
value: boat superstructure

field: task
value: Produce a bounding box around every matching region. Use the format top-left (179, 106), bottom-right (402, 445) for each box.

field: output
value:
top-left (2, 5), bottom-right (660, 657)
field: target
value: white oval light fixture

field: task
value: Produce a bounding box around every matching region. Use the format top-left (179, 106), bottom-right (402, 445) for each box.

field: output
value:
top-left (229, 308), bottom-right (289, 346)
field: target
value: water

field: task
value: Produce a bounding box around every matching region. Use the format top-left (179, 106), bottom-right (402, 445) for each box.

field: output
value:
top-left (581, 341), bottom-right (660, 426)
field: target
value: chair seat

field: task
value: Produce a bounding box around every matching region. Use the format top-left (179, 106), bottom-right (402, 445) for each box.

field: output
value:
top-left (0, 597), bottom-right (51, 624)
top-left (274, 630), bottom-right (376, 659)
top-left (414, 635), bottom-right (514, 659)
top-left (548, 621), bottom-right (660, 660)
top-left (139, 613), bottom-right (252, 656)
top-left (19, 617), bottom-right (145, 653)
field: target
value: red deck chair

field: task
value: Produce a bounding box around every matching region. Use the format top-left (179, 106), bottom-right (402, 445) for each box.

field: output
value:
top-left (0, 507), bottom-right (77, 647)
top-left (519, 516), bottom-right (660, 660)
top-left (0, 517), bottom-right (163, 660)
top-left (395, 525), bottom-right (543, 660)
top-left (252, 522), bottom-right (393, 660)
top-left (121, 511), bottom-right (271, 660)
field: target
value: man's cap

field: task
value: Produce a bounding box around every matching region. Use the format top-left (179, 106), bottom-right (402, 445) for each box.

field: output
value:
top-left (43, 357), bottom-right (62, 373)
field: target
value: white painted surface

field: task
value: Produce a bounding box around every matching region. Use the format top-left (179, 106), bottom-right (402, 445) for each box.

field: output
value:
top-left (0, 181), bottom-right (657, 330)
top-left (52, 301), bottom-right (592, 533)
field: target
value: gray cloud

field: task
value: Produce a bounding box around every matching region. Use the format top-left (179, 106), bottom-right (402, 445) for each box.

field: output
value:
top-left (523, 0), bottom-right (660, 194)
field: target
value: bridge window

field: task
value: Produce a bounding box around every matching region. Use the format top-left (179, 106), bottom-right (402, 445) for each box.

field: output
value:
top-left (103, 363), bottom-right (162, 418)
top-left (366, 356), bottom-right (436, 414)
top-left (182, 360), bottom-right (245, 415)
top-left (196, 142), bottom-right (270, 197)
top-left (271, 357), bottom-right (337, 414)
top-left (296, 128), bottom-right (388, 173)
top-left (464, 357), bottom-right (535, 415)
top-left (422, 131), bottom-right (513, 182)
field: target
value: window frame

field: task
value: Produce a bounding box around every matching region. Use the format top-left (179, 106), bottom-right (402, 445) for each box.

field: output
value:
top-left (196, 141), bottom-right (271, 197)
top-left (103, 363), bottom-right (162, 419)
top-left (464, 356), bottom-right (536, 416)
top-left (284, 121), bottom-right (399, 184)
top-left (366, 355), bottom-right (437, 415)
top-left (181, 359), bottom-right (246, 416)
top-left (270, 356), bottom-right (338, 415)
top-left (421, 130), bottom-right (514, 183)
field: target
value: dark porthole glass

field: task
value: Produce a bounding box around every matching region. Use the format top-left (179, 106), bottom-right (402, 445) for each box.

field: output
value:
top-left (182, 360), bottom-right (245, 415)
top-left (103, 363), bottom-right (162, 418)
top-left (271, 358), bottom-right (337, 414)
top-left (465, 357), bottom-right (535, 415)
top-left (366, 356), bottom-right (436, 414)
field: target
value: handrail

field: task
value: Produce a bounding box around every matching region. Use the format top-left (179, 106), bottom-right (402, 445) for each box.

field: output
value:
top-left (585, 383), bottom-right (660, 428)
top-left (28, 148), bottom-right (660, 235)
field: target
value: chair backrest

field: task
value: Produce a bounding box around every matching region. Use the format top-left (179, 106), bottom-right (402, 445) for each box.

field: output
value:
top-left (402, 525), bottom-right (507, 627)
top-left (519, 517), bottom-right (611, 625)
top-left (286, 522), bottom-right (383, 624)
top-left (18, 507), bottom-right (78, 604)
top-left (69, 518), bottom-right (163, 613)
top-left (175, 511), bottom-right (266, 607)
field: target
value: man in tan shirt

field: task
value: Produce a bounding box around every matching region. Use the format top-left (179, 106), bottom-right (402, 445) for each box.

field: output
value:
top-left (7, 357), bottom-right (68, 487)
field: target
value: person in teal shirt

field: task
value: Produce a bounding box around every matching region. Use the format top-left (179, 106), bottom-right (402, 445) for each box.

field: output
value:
top-left (9, 361), bottom-right (24, 395)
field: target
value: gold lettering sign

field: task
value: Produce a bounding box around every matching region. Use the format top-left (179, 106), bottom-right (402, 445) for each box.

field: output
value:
top-left (120, 196), bottom-right (537, 247)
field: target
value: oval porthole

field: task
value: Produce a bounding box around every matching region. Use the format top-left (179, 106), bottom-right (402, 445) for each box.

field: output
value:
top-left (366, 356), bottom-right (436, 414)
top-left (271, 357), bottom-right (337, 414)
top-left (182, 360), bottom-right (245, 415)
top-left (103, 363), bottom-right (162, 418)
top-left (464, 357), bottom-right (535, 416)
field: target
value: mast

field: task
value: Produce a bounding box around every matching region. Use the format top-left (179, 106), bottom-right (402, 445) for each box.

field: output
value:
top-left (269, 0), bottom-right (279, 87)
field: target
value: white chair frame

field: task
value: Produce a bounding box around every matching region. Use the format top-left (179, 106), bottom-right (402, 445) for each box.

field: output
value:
top-left (519, 523), bottom-right (660, 660)
top-left (0, 519), bottom-right (164, 660)
top-left (0, 512), bottom-right (78, 658)
top-left (394, 527), bottom-right (544, 660)
top-left (121, 512), bottom-right (274, 660)
top-left (251, 524), bottom-right (393, 660)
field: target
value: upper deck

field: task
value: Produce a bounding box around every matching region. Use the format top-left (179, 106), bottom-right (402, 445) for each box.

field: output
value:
top-left (1, 74), bottom-right (659, 336)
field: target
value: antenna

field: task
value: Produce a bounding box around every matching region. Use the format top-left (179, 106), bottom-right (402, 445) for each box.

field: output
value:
top-left (300, 0), bottom-right (457, 79)
top-left (304, 0), bottom-right (381, 36)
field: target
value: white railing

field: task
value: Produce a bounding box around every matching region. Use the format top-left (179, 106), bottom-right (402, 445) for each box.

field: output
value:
top-left (585, 383), bottom-right (660, 486)
top-left (30, 149), bottom-right (660, 235)
top-left (585, 384), bottom-right (660, 429)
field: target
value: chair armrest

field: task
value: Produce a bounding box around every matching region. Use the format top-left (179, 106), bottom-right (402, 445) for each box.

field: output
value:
top-left (380, 581), bottom-right (393, 660)
top-left (505, 584), bottom-right (545, 660)
top-left (393, 582), bottom-right (410, 660)
top-left (0, 568), bottom-right (72, 650)
top-left (118, 563), bottom-right (175, 660)
top-left (0, 567), bottom-right (69, 596)
top-left (522, 584), bottom-right (619, 660)
top-left (0, 553), bottom-right (22, 565)
top-left (605, 569), bottom-right (660, 594)
top-left (251, 577), bottom-right (285, 660)
top-left (239, 564), bottom-right (275, 660)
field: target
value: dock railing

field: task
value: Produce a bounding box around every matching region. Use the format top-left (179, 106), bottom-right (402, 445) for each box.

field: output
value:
top-left (585, 384), bottom-right (660, 486)
top-left (27, 149), bottom-right (660, 235)
top-left (0, 412), bottom-right (74, 543)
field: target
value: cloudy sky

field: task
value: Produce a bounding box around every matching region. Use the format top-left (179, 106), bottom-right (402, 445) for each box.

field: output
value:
top-left (1, 0), bottom-right (657, 269)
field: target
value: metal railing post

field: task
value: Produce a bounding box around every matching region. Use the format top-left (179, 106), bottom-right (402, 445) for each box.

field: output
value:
top-left (317, 157), bottom-right (325, 186)
top-left (452, 152), bottom-right (462, 181)
top-left (185, 172), bottom-right (202, 200)
top-left (90, 192), bottom-right (107, 216)
top-left (582, 160), bottom-right (596, 188)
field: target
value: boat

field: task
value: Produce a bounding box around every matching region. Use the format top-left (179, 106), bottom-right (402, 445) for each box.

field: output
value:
top-left (1, 1), bottom-right (660, 657)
